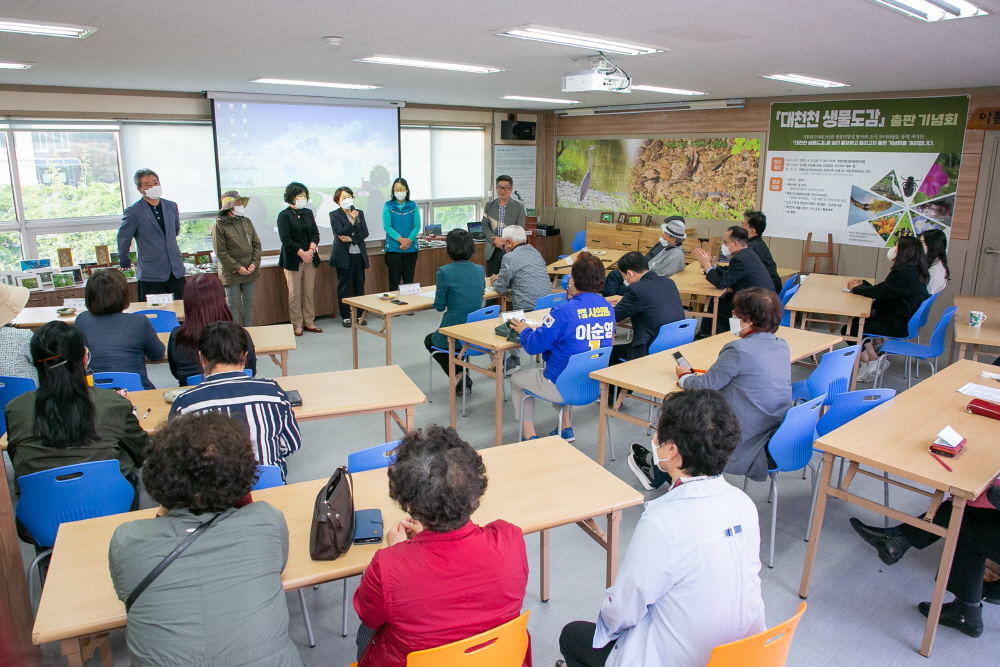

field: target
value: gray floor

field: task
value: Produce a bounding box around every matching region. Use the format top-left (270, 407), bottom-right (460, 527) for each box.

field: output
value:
top-left (9, 309), bottom-right (998, 666)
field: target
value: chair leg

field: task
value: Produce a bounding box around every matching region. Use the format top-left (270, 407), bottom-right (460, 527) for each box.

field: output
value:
top-left (461, 365), bottom-right (468, 417)
top-left (806, 461), bottom-right (821, 541)
top-left (298, 589), bottom-right (316, 647)
top-left (341, 578), bottom-right (349, 637)
top-left (742, 476), bottom-right (749, 493)
top-left (427, 354), bottom-right (434, 403)
top-left (768, 472), bottom-right (778, 569)
top-left (26, 548), bottom-right (52, 606)
top-left (884, 471), bottom-right (890, 528)
top-left (646, 401), bottom-right (654, 436)
top-left (518, 394), bottom-right (530, 441)
top-left (606, 413), bottom-right (616, 461)
top-left (837, 456), bottom-right (846, 487)
top-left (906, 357), bottom-right (913, 389)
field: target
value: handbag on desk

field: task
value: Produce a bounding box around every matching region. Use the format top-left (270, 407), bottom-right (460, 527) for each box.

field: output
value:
top-left (309, 466), bottom-right (355, 560)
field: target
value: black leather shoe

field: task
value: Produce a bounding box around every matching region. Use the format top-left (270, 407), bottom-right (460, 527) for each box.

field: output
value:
top-left (849, 517), bottom-right (911, 565)
top-left (918, 599), bottom-right (984, 638)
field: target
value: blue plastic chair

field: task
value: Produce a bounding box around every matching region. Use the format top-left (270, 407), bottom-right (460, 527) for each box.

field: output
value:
top-left (560, 274), bottom-right (570, 291)
top-left (428, 306), bottom-right (503, 415)
top-left (16, 460), bottom-right (134, 601)
top-left (778, 274), bottom-right (799, 301)
top-left (134, 308), bottom-right (180, 333)
top-left (758, 394), bottom-right (825, 568)
top-left (518, 347), bottom-right (612, 455)
top-left (252, 465), bottom-right (284, 491)
top-left (780, 284), bottom-right (800, 328)
top-left (91, 372), bottom-right (144, 392)
top-left (791, 345), bottom-right (860, 406)
top-left (875, 306), bottom-right (955, 389)
top-left (647, 319), bottom-right (698, 355)
top-left (863, 293), bottom-right (938, 354)
top-left (559, 231), bottom-right (588, 258)
top-left (0, 376), bottom-right (36, 435)
top-left (186, 368), bottom-right (254, 386)
top-left (534, 292), bottom-right (567, 310)
top-left (347, 441), bottom-right (399, 473)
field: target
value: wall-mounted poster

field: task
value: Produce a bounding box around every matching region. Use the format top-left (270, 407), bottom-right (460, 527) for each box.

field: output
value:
top-left (761, 95), bottom-right (969, 247)
top-left (555, 137), bottom-right (761, 222)
top-left (493, 145), bottom-right (537, 211)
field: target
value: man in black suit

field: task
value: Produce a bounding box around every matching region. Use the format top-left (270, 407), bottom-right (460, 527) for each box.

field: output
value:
top-left (743, 210), bottom-right (783, 293)
top-left (607, 252), bottom-right (686, 364)
top-left (694, 226), bottom-right (776, 335)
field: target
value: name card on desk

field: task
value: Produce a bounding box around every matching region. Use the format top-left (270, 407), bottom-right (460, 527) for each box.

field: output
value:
top-left (145, 294), bottom-right (174, 306)
top-left (502, 310), bottom-right (526, 322)
top-left (63, 298), bottom-right (86, 310)
top-left (398, 283), bottom-right (422, 296)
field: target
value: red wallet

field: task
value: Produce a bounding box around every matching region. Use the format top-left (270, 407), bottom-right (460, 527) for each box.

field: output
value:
top-left (967, 399), bottom-right (1000, 420)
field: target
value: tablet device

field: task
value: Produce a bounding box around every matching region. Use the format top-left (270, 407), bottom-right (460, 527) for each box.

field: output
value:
top-left (672, 351), bottom-right (693, 370)
top-left (286, 389), bottom-right (303, 407)
top-left (353, 509), bottom-right (384, 544)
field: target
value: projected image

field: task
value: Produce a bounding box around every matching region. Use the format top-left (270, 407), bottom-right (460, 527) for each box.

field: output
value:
top-left (214, 101), bottom-right (400, 248)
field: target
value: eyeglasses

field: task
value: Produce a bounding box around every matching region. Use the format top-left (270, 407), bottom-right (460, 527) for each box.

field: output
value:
top-left (496, 185), bottom-right (512, 191)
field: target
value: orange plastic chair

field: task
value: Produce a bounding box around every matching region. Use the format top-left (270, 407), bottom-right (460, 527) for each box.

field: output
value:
top-left (705, 602), bottom-right (806, 667)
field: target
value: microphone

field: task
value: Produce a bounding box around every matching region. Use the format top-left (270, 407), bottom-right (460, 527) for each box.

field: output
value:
top-left (350, 205), bottom-right (356, 211)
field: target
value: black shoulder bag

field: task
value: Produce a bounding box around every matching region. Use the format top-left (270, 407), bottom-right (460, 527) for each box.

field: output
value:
top-left (125, 512), bottom-right (221, 613)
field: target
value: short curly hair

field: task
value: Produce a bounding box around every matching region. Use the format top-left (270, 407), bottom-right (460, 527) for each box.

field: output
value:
top-left (283, 182), bottom-right (309, 204)
top-left (732, 287), bottom-right (782, 334)
top-left (387, 425), bottom-right (488, 533)
top-left (656, 389), bottom-right (741, 477)
top-left (571, 251), bottom-right (606, 293)
top-left (144, 412), bottom-right (258, 514)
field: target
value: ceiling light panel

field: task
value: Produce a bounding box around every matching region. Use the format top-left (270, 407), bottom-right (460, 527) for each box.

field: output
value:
top-left (503, 95), bottom-right (581, 104)
top-left (763, 74), bottom-right (849, 88)
top-left (497, 25), bottom-right (665, 56)
top-left (870, 0), bottom-right (987, 21)
top-left (253, 78), bottom-right (382, 90)
top-left (632, 85), bottom-right (706, 95)
top-left (0, 17), bottom-right (96, 38)
top-left (0, 61), bottom-right (34, 69)
top-left (356, 55), bottom-right (505, 74)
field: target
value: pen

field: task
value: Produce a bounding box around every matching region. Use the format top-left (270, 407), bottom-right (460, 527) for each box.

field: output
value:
top-left (142, 408), bottom-right (151, 420)
top-left (691, 369), bottom-right (708, 374)
top-left (929, 451), bottom-right (953, 472)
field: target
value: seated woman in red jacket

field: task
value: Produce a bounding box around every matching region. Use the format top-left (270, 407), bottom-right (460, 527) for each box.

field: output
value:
top-left (353, 425), bottom-right (530, 667)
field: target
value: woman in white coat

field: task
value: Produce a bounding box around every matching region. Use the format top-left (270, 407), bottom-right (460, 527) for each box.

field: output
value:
top-left (557, 389), bottom-right (766, 667)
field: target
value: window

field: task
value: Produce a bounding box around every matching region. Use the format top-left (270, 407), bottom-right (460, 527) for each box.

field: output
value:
top-left (13, 130), bottom-right (123, 220)
top-left (120, 123), bottom-right (219, 213)
top-left (0, 135), bottom-right (15, 222)
top-left (400, 127), bottom-right (485, 200)
top-left (0, 231), bottom-right (22, 271)
top-left (433, 204), bottom-right (478, 233)
top-left (34, 228), bottom-right (120, 265)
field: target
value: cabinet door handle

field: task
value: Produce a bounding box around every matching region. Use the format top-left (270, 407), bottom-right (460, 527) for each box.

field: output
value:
top-left (984, 247), bottom-right (1000, 255)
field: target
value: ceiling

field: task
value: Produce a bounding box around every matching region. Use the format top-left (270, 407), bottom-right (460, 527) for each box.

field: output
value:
top-left (1, 0), bottom-right (999, 110)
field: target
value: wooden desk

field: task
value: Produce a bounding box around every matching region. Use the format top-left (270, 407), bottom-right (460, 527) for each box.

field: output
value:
top-left (129, 366), bottom-right (425, 441)
top-left (344, 283), bottom-right (500, 368)
top-left (785, 274), bottom-right (871, 342)
top-left (545, 249), bottom-right (627, 279)
top-left (439, 309), bottom-right (549, 447)
top-left (800, 360), bottom-right (1000, 657)
top-left (12, 301), bottom-right (186, 330)
top-left (952, 295), bottom-right (1000, 363)
top-left (669, 262), bottom-right (725, 329)
top-left (155, 324), bottom-right (297, 376)
top-left (32, 436), bottom-right (643, 666)
top-left (590, 327), bottom-right (843, 466)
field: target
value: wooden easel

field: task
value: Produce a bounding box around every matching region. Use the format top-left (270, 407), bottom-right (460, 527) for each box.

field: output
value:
top-left (800, 233), bottom-right (835, 274)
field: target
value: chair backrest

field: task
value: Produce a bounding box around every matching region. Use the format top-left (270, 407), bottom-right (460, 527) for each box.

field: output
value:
top-left (0, 375), bottom-right (36, 435)
top-left (406, 611), bottom-right (530, 667)
top-left (806, 345), bottom-right (860, 406)
top-left (778, 274), bottom-right (799, 300)
top-left (134, 309), bottom-right (181, 333)
top-left (571, 230), bottom-right (587, 253)
top-left (779, 284), bottom-right (800, 328)
top-left (91, 372), bottom-right (144, 392)
top-left (926, 306), bottom-right (957, 356)
top-left (904, 292), bottom-right (939, 340)
top-left (187, 368), bottom-right (254, 386)
top-left (705, 602), bottom-right (806, 667)
top-left (463, 306), bottom-right (501, 357)
top-left (554, 347), bottom-right (612, 406)
top-left (347, 440), bottom-right (400, 473)
top-left (15, 460), bottom-right (135, 548)
top-left (534, 292), bottom-right (567, 310)
top-left (253, 465), bottom-right (284, 490)
top-left (816, 389), bottom-right (896, 438)
top-left (768, 395), bottom-right (825, 473)
top-left (561, 274), bottom-right (569, 290)
top-left (648, 319), bottom-right (698, 355)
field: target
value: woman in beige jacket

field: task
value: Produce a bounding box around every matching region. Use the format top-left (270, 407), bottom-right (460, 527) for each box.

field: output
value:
top-left (212, 190), bottom-right (262, 326)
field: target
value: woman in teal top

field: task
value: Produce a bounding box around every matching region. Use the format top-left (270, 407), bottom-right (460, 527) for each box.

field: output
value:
top-left (383, 177), bottom-right (421, 291)
top-left (424, 229), bottom-right (485, 396)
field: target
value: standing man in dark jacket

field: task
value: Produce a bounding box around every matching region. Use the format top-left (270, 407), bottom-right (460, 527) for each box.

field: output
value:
top-left (742, 211), bottom-right (782, 293)
top-left (118, 168), bottom-right (187, 300)
top-left (481, 175), bottom-right (526, 278)
top-left (329, 186), bottom-right (370, 328)
top-left (694, 226), bottom-right (776, 334)
top-left (606, 252), bottom-right (686, 363)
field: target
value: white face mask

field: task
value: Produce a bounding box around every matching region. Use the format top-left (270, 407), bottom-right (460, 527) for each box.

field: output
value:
top-left (660, 237), bottom-right (671, 247)
top-left (887, 245), bottom-right (898, 261)
top-left (232, 205), bottom-right (245, 216)
top-left (294, 198), bottom-right (307, 209)
top-left (651, 437), bottom-right (663, 471)
top-left (720, 243), bottom-right (732, 258)
top-left (142, 185), bottom-right (162, 200)
top-left (393, 190), bottom-right (407, 201)
top-left (340, 198), bottom-right (354, 210)
top-left (730, 317), bottom-right (744, 336)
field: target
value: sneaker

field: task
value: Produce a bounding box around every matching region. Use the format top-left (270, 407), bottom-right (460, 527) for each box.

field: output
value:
top-left (521, 435), bottom-right (539, 441)
top-left (627, 444), bottom-right (656, 491)
top-left (342, 318), bottom-right (352, 328)
top-left (849, 517), bottom-right (912, 565)
top-left (548, 427), bottom-right (575, 442)
top-left (918, 599), bottom-right (984, 638)
top-left (856, 360), bottom-right (875, 383)
top-left (504, 356), bottom-right (521, 377)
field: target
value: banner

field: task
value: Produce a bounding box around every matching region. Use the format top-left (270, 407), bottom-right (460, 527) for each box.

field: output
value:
top-left (762, 95), bottom-right (969, 247)
top-left (493, 145), bottom-right (536, 211)
top-left (555, 137), bottom-right (761, 222)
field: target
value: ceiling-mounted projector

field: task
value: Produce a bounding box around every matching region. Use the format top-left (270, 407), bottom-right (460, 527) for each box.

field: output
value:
top-left (561, 56), bottom-right (631, 94)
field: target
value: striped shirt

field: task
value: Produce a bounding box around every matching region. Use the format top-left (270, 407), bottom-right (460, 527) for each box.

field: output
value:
top-left (168, 371), bottom-right (302, 479)
top-left (491, 243), bottom-right (552, 311)
top-left (497, 200), bottom-right (508, 235)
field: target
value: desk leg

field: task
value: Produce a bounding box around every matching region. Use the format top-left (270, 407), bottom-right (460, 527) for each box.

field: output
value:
top-left (351, 304), bottom-right (360, 370)
top-left (494, 354), bottom-right (504, 447)
top-left (61, 639), bottom-right (84, 667)
top-left (448, 337), bottom-right (457, 430)
top-left (958, 342), bottom-right (967, 363)
top-left (63, 634), bottom-right (112, 667)
top-left (707, 296), bottom-right (717, 333)
top-left (799, 451), bottom-right (835, 599)
top-left (384, 411), bottom-right (392, 442)
top-left (384, 315), bottom-right (393, 366)
top-left (405, 405), bottom-right (414, 432)
top-left (972, 344), bottom-right (980, 363)
top-left (607, 509), bottom-right (622, 588)
top-left (539, 529), bottom-right (550, 602)
top-left (596, 382), bottom-right (609, 467)
top-left (920, 496), bottom-right (967, 657)
top-left (279, 351), bottom-right (288, 376)
top-left (849, 317), bottom-right (866, 391)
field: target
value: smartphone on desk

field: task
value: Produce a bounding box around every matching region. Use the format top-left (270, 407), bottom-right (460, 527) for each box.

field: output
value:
top-left (390, 299), bottom-right (408, 305)
top-left (672, 351), bottom-right (693, 370)
top-left (354, 509), bottom-right (384, 544)
top-left (286, 389), bottom-right (302, 407)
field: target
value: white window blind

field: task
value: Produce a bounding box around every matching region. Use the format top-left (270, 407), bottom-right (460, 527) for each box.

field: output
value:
top-left (121, 123), bottom-right (218, 213)
top-left (400, 127), bottom-right (484, 200)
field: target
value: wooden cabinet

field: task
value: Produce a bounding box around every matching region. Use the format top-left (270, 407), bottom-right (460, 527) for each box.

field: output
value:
top-left (585, 223), bottom-right (641, 252)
